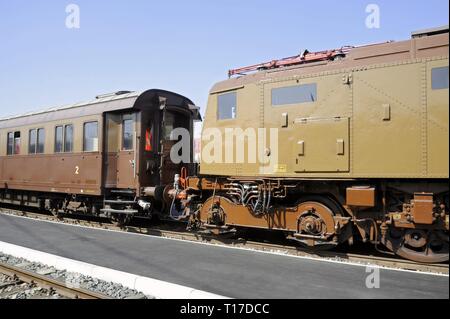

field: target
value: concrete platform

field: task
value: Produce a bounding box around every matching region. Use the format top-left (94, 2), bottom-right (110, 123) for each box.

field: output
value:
top-left (0, 213), bottom-right (448, 299)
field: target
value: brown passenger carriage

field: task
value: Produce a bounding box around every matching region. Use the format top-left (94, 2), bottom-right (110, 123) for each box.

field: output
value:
top-left (0, 89), bottom-right (200, 224)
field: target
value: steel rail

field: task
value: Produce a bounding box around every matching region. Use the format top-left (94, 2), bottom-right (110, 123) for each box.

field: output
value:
top-left (0, 262), bottom-right (111, 299)
top-left (0, 207), bottom-right (448, 275)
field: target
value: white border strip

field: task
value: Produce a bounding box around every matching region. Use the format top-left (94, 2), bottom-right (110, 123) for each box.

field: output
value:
top-left (1, 212), bottom-right (448, 277)
top-left (0, 241), bottom-right (228, 299)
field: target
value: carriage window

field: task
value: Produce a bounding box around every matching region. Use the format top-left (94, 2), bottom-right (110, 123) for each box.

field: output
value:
top-left (29, 129), bottom-right (44, 154)
top-left (432, 66), bottom-right (449, 90)
top-left (271, 83), bottom-right (317, 106)
top-left (217, 92), bottom-right (237, 120)
top-left (37, 129), bottom-right (45, 154)
top-left (11, 132), bottom-right (21, 155)
top-left (163, 112), bottom-right (175, 139)
top-left (145, 125), bottom-right (153, 152)
top-left (64, 125), bottom-right (73, 153)
top-left (122, 119), bottom-right (133, 150)
top-left (84, 121), bottom-right (98, 152)
top-left (55, 126), bottom-right (63, 153)
top-left (7, 132), bottom-right (14, 155)
top-left (29, 129), bottom-right (37, 154)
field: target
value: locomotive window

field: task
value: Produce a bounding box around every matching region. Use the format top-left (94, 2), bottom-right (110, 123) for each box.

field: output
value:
top-left (84, 121), bottom-right (99, 152)
top-left (64, 125), bottom-right (73, 153)
top-left (122, 119), bottom-right (133, 150)
top-left (432, 66), bottom-right (449, 90)
top-left (271, 83), bottom-right (317, 106)
top-left (55, 126), bottom-right (63, 153)
top-left (217, 92), bottom-right (237, 120)
top-left (29, 129), bottom-right (37, 154)
top-left (37, 129), bottom-right (45, 154)
top-left (7, 132), bottom-right (14, 155)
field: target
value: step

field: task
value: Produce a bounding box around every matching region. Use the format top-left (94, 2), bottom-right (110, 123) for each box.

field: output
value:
top-left (104, 200), bottom-right (136, 205)
top-left (110, 189), bottom-right (135, 195)
top-left (100, 208), bottom-right (138, 215)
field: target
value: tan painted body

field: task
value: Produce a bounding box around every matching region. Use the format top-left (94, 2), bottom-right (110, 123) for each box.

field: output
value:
top-left (180, 28), bottom-right (449, 263)
top-left (201, 33), bottom-right (449, 179)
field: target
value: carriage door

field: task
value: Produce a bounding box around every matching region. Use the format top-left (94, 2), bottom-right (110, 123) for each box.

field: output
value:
top-left (160, 111), bottom-right (181, 185)
top-left (159, 109), bottom-right (192, 185)
top-left (116, 113), bottom-right (139, 189)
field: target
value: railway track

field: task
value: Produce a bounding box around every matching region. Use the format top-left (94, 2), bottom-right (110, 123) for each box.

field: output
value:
top-left (0, 261), bottom-right (110, 299)
top-left (0, 207), bottom-right (448, 275)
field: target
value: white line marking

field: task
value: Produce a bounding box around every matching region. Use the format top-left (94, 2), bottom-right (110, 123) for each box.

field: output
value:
top-left (0, 212), bottom-right (448, 277)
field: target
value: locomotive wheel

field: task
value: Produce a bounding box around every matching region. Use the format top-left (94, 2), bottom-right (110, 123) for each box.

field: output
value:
top-left (383, 228), bottom-right (449, 263)
top-left (289, 199), bottom-right (340, 251)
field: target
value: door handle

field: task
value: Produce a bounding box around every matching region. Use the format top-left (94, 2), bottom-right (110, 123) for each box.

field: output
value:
top-left (281, 113), bottom-right (288, 128)
top-left (336, 139), bottom-right (345, 155)
top-left (298, 140), bottom-right (305, 156)
top-left (382, 104), bottom-right (391, 121)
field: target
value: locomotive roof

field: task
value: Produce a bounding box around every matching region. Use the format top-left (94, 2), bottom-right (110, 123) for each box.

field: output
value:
top-left (0, 89), bottom-right (200, 129)
top-left (211, 26), bottom-right (449, 94)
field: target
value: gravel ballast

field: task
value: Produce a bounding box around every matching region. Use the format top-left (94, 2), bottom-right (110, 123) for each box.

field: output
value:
top-left (0, 252), bottom-right (151, 299)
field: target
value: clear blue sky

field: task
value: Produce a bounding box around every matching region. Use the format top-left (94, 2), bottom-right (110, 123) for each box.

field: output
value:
top-left (0, 0), bottom-right (448, 119)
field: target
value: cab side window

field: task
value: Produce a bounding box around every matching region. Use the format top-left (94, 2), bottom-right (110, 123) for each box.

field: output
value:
top-left (217, 92), bottom-right (237, 120)
top-left (432, 66), bottom-right (449, 90)
top-left (272, 83), bottom-right (317, 106)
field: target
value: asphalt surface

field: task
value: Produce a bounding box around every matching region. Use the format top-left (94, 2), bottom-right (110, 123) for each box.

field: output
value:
top-left (0, 213), bottom-right (448, 299)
